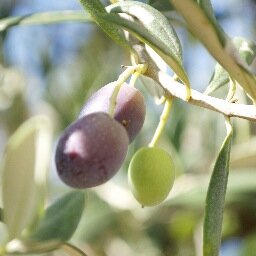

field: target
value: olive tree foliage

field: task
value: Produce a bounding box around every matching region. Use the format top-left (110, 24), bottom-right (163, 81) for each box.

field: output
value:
top-left (0, 0), bottom-right (256, 255)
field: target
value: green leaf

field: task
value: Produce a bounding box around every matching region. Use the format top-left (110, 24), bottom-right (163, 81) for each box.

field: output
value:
top-left (205, 63), bottom-right (229, 95)
top-left (30, 191), bottom-right (85, 242)
top-left (1, 116), bottom-right (52, 241)
top-left (79, 0), bottom-right (132, 51)
top-left (205, 37), bottom-right (256, 95)
top-left (0, 11), bottom-right (92, 32)
top-left (171, 0), bottom-right (256, 101)
top-left (105, 1), bottom-right (190, 87)
top-left (148, 0), bottom-right (174, 11)
top-left (203, 124), bottom-right (233, 256)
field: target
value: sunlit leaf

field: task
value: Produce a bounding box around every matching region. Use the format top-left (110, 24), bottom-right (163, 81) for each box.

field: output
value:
top-left (106, 1), bottom-right (189, 85)
top-left (104, 1), bottom-right (190, 87)
top-left (0, 11), bottom-right (92, 32)
top-left (30, 191), bottom-right (85, 242)
top-left (1, 116), bottom-right (52, 240)
top-left (203, 122), bottom-right (233, 256)
top-left (79, 0), bottom-right (132, 51)
top-left (171, 0), bottom-right (256, 101)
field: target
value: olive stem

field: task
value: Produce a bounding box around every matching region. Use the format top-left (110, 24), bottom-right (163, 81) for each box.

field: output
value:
top-left (109, 64), bottom-right (147, 117)
top-left (149, 97), bottom-right (173, 148)
top-left (157, 71), bottom-right (256, 122)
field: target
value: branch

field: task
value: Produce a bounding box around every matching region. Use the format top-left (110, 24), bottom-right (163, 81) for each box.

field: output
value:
top-left (158, 71), bottom-right (256, 122)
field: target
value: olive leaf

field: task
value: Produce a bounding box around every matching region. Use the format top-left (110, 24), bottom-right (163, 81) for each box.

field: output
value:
top-left (106, 1), bottom-right (190, 87)
top-left (148, 0), bottom-right (174, 11)
top-left (203, 121), bottom-right (233, 256)
top-left (1, 116), bottom-right (52, 241)
top-left (205, 63), bottom-right (229, 95)
top-left (205, 37), bottom-right (256, 95)
top-left (196, 0), bottom-right (220, 32)
top-left (171, 0), bottom-right (256, 101)
top-left (0, 11), bottom-right (92, 32)
top-left (29, 191), bottom-right (85, 242)
top-left (79, 0), bottom-right (132, 51)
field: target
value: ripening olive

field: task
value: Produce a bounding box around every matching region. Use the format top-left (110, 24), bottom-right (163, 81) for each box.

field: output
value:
top-left (128, 147), bottom-right (175, 207)
top-left (79, 82), bottom-right (146, 142)
top-left (55, 112), bottom-right (129, 188)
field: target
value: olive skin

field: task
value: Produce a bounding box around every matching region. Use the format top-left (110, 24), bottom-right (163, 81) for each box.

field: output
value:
top-left (55, 112), bottom-right (129, 188)
top-left (128, 147), bottom-right (175, 207)
top-left (79, 82), bottom-right (146, 142)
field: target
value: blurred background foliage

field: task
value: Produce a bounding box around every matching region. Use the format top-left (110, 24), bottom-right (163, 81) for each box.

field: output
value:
top-left (1, 0), bottom-right (256, 255)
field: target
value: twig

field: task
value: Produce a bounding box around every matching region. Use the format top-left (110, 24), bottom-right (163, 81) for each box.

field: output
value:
top-left (158, 71), bottom-right (256, 122)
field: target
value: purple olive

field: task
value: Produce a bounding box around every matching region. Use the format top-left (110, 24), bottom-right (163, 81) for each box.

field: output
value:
top-left (79, 82), bottom-right (146, 142)
top-left (55, 112), bottom-right (129, 188)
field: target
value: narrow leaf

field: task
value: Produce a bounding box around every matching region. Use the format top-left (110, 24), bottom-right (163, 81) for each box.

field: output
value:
top-left (205, 63), bottom-right (229, 95)
top-left (107, 1), bottom-right (190, 87)
top-left (203, 123), bottom-right (233, 256)
top-left (196, 0), bottom-right (219, 31)
top-left (171, 0), bottom-right (256, 101)
top-left (79, 0), bottom-right (132, 51)
top-left (206, 37), bottom-right (256, 95)
top-left (1, 116), bottom-right (52, 240)
top-left (30, 191), bottom-right (85, 242)
top-left (0, 11), bottom-right (92, 32)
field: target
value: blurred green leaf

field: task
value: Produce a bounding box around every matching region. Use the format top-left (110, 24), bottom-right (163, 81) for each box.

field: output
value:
top-left (1, 116), bottom-right (52, 240)
top-left (171, 0), bottom-right (256, 101)
top-left (30, 191), bottom-right (85, 242)
top-left (203, 124), bottom-right (233, 256)
top-left (205, 37), bottom-right (256, 95)
top-left (232, 37), bottom-right (256, 67)
top-left (0, 11), bottom-right (92, 32)
top-left (105, 1), bottom-right (190, 86)
top-left (140, 75), bottom-right (164, 99)
top-left (79, 0), bottom-right (132, 51)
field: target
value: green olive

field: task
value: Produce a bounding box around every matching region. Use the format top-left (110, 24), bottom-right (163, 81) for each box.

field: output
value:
top-left (128, 147), bottom-right (175, 207)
